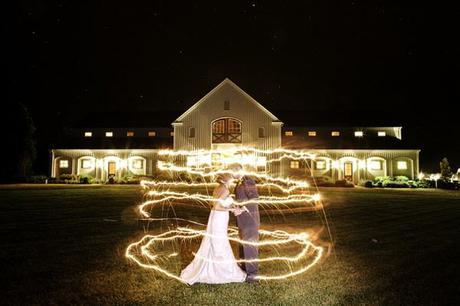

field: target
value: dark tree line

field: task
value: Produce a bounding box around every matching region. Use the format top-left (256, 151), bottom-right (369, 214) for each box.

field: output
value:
top-left (1, 102), bottom-right (36, 182)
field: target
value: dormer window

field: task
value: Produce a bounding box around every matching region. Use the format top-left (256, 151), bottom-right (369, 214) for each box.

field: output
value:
top-left (84, 132), bottom-right (92, 137)
top-left (331, 131), bottom-right (340, 137)
top-left (258, 127), bottom-right (265, 138)
top-left (354, 131), bottom-right (364, 137)
top-left (189, 127), bottom-right (195, 138)
top-left (285, 131), bottom-right (293, 136)
top-left (105, 131), bottom-right (113, 137)
top-left (224, 100), bottom-right (230, 110)
top-left (378, 131), bottom-right (386, 137)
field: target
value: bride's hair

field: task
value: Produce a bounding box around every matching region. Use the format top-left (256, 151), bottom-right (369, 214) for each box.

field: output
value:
top-left (215, 172), bottom-right (233, 184)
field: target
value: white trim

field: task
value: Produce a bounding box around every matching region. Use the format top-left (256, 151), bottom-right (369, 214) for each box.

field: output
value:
top-left (51, 150), bottom-right (55, 177)
top-left (393, 127), bottom-right (403, 140)
top-left (76, 156), bottom-right (96, 175)
top-left (366, 156), bottom-right (387, 176)
top-left (127, 156), bottom-right (147, 175)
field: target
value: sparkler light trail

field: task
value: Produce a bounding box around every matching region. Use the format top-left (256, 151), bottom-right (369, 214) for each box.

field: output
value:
top-left (126, 147), bottom-right (328, 283)
top-left (126, 227), bottom-right (323, 283)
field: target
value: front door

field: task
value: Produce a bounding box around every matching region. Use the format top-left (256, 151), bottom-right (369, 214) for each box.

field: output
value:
top-left (344, 162), bottom-right (353, 181)
top-left (108, 161), bottom-right (117, 179)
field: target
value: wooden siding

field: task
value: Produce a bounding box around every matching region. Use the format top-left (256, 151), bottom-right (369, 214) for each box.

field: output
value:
top-left (173, 80), bottom-right (282, 151)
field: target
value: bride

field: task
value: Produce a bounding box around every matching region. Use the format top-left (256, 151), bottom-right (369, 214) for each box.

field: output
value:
top-left (180, 172), bottom-right (247, 285)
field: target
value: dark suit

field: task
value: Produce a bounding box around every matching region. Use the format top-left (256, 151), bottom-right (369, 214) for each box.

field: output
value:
top-left (235, 176), bottom-right (260, 279)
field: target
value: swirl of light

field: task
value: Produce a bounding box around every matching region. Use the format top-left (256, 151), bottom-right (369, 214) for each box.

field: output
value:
top-left (126, 147), bottom-right (328, 283)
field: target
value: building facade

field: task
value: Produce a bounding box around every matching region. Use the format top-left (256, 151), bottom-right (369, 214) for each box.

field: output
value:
top-left (51, 78), bottom-right (420, 183)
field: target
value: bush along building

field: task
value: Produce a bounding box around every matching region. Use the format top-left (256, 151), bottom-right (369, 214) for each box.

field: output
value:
top-left (51, 78), bottom-right (420, 184)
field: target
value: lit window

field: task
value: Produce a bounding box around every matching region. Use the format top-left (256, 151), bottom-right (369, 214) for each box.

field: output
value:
top-left (354, 131), bottom-right (364, 137)
top-left (127, 131), bottom-right (134, 137)
top-left (224, 100), bottom-right (230, 110)
top-left (378, 131), bottom-right (386, 137)
top-left (59, 160), bottom-right (69, 168)
top-left (315, 160), bottom-right (326, 170)
top-left (331, 131), bottom-right (340, 136)
top-left (397, 161), bottom-right (408, 170)
top-left (148, 131), bottom-right (156, 137)
top-left (132, 159), bottom-right (143, 169)
top-left (81, 159), bottom-right (93, 169)
top-left (227, 120), bottom-right (240, 133)
top-left (189, 127), bottom-right (195, 138)
top-left (105, 131), bottom-right (113, 137)
top-left (369, 160), bottom-right (382, 170)
top-left (170, 131), bottom-right (174, 137)
top-left (84, 132), bottom-right (92, 137)
top-left (212, 118), bottom-right (241, 143)
top-left (285, 131), bottom-right (293, 136)
top-left (308, 131), bottom-right (316, 136)
top-left (258, 127), bottom-right (265, 138)
top-left (290, 160), bottom-right (300, 169)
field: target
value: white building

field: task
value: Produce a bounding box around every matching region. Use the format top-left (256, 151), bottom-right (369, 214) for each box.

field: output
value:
top-left (51, 78), bottom-right (420, 183)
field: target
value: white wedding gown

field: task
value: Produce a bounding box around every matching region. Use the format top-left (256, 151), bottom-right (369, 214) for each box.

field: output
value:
top-left (180, 205), bottom-right (247, 285)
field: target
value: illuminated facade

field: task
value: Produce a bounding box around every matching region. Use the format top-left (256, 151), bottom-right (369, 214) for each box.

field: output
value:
top-left (51, 78), bottom-right (420, 183)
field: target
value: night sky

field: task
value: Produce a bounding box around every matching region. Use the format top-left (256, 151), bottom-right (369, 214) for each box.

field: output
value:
top-left (5, 1), bottom-right (460, 173)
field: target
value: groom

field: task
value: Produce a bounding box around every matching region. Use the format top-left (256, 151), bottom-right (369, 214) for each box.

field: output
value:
top-left (229, 163), bottom-right (260, 283)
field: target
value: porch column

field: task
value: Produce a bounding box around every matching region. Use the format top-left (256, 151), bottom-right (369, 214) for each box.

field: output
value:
top-left (389, 159), bottom-right (393, 177)
top-left (72, 158), bottom-right (77, 175)
top-left (411, 159), bottom-right (415, 179)
top-left (51, 151), bottom-right (55, 177)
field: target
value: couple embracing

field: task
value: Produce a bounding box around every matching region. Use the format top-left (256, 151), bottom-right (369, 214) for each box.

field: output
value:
top-left (180, 163), bottom-right (260, 285)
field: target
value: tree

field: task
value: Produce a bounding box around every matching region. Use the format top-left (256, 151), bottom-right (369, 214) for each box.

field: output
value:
top-left (0, 102), bottom-right (36, 181)
top-left (439, 157), bottom-right (452, 179)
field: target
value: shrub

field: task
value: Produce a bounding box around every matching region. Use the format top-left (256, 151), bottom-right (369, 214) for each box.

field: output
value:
top-left (373, 176), bottom-right (412, 188)
top-left (382, 180), bottom-right (409, 188)
top-left (47, 177), bottom-right (58, 184)
top-left (408, 180), bottom-right (418, 188)
top-left (59, 174), bottom-right (79, 184)
top-left (315, 176), bottom-right (333, 187)
top-left (79, 175), bottom-right (94, 184)
top-left (335, 180), bottom-right (354, 187)
top-left (417, 179), bottom-right (433, 188)
top-left (119, 174), bottom-right (141, 184)
top-left (374, 176), bottom-right (391, 183)
top-left (364, 180), bottom-right (374, 188)
top-left (25, 175), bottom-right (48, 184)
top-left (437, 179), bottom-right (460, 190)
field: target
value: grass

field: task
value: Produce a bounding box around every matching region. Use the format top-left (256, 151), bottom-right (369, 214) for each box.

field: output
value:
top-left (1, 185), bottom-right (459, 305)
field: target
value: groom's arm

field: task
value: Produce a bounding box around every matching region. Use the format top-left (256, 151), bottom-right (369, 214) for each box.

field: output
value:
top-left (243, 179), bottom-right (259, 201)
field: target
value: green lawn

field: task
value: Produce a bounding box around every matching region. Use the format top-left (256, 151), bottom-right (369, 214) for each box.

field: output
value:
top-left (1, 185), bottom-right (459, 305)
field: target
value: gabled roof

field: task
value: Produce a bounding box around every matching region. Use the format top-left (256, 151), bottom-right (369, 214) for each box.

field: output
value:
top-left (173, 78), bottom-right (281, 123)
top-left (73, 111), bottom-right (180, 128)
top-left (276, 110), bottom-right (405, 127)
